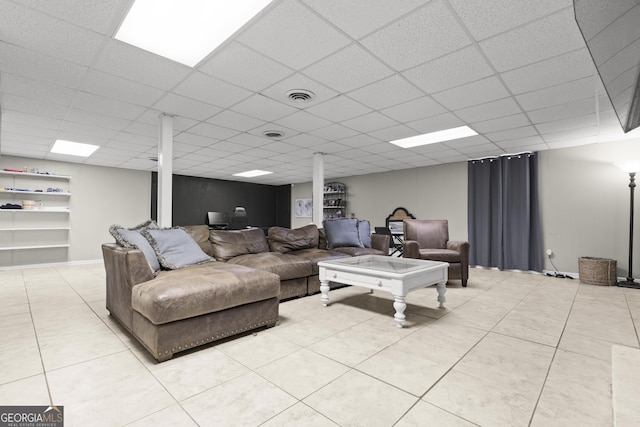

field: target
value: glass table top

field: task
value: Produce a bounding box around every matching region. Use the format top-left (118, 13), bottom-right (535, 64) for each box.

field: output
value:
top-left (320, 255), bottom-right (444, 274)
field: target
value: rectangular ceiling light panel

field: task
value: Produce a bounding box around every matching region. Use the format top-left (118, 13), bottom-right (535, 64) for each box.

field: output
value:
top-left (51, 140), bottom-right (99, 157)
top-left (233, 170), bottom-right (273, 178)
top-left (116, 0), bottom-right (272, 67)
top-left (390, 126), bottom-right (478, 148)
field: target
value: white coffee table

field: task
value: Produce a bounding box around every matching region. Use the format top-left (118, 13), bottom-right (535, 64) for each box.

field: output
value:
top-left (318, 255), bottom-right (449, 328)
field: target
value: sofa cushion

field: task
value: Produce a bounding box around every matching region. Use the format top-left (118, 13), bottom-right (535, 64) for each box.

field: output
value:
top-left (210, 228), bottom-right (270, 261)
top-left (109, 224), bottom-right (161, 273)
top-left (268, 224), bottom-right (319, 253)
top-left (358, 220), bottom-right (372, 248)
top-left (226, 252), bottom-right (312, 281)
top-left (418, 248), bottom-right (461, 263)
top-left (183, 225), bottom-right (214, 257)
top-left (323, 218), bottom-right (363, 249)
top-left (131, 262), bottom-right (280, 325)
top-left (142, 227), bottom-right (213, 270)
top-left (287, 248), bottom-right (351, 274)
top-left (334, 247), bottom-right (387, 257)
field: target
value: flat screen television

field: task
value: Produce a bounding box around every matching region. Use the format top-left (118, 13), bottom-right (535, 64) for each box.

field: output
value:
top-left (574, 0), bottom-right (640, 133)
top-left (207, 211), bottom-right (229, 227)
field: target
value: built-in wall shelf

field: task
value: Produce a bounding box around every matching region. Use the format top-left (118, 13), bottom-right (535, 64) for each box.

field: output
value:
top-left (0, 170), bottom-right (71, 266)
top-left (0, 227), bottom-right (70, 231)
top-left (0, 170), bottom-right (71, 180)
top-left (0, 244), bottom-right (70, 251)
top-left (0, 190), bottom-right (71, 197)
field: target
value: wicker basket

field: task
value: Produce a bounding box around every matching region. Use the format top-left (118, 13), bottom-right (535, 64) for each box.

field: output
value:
top-left (578, 257), bottom-right (617, 286)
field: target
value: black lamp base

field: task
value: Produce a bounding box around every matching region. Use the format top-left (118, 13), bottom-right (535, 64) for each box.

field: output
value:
top-left (617, 279), bottom-right (640, 289)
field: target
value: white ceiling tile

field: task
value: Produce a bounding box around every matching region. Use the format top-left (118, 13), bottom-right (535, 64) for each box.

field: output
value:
top-left (369, 124), bottom-right (418, 142)
top-left (455, 97), bottom-right (522, 122)
top-left (173, 72), bottom-right (252, 109)
top-left (0, 2), bottom-right (106, 66)
top-left (207, 110), bottom-right (265, 132)
top-left (1, 111), bottom-right (63, 130)
top-left (535, 114), bottom-right (597, 134)
top-left (2, 121), bottom-right (55, 139)
top-left (231, 94), bottom-right (299, 122)
top-left (456, 143), bottom-right (504, 156)
top-left (347, 75), bottom-right (423, 110)
top-left (305, 96), bottom-right (371, 122)
top-left (174, 132), bottom-right (219, 148)
top-left (546, 136), bottom-right (599, 149)
top-left (65, 108), bottom-right (131, 134)
top-left (541, 126), bottom-right (598, 143)
top-left (199, 42), bottom-right (293, 92)
top-left (1, 73), bottom-right (77, 109)
top-left (247, 123), bottom-right (300, 141)
top-left (336, 134), bottom-right (383, 149)
top-left (93, 40), bottom-right (191, 90)
top-left (261, 73), bottom-right (338, 108)
top-left (74, 92), bottom-right (146, 120)
top-left (432, 76), bottom-right (511, 110)
top-left (81, 70), bottom-right (166, 107)
top-left (598, 38), bottom-right (640, 86)
top-left (485, 125), bottom-right (539, 142)
top-left (0, 42), bottom-right (88, 89)
top-left (495, 135), bottom-right (545, 149)
top-left (2, 94), bottom-right (69, 119)
top-left (528, 97), bottom-right (597, 124)
top-left (60, 116), bottom-right (125, 138)
top-left (153, 94), bottom-right (222, 122)
top-left (444, 134), bottom-right (491, 149)
top-left (501, 49), bottom-right (595, 95)
top-left (479, 8), bottom-right (584, 72)
top-left (515, 77), bottom-right (595, 111)
top-left (448, 0), bottom-right (571, 40)
top-left (341, 112), bottom-right (398, 133)
top-left (361, 0), bottom-right (472, 71)
top-left (471, 113), bottom-right (532, 133)
top-left (113, 132), bottom-right (157, 147)
top-left (308, 124), bottom-right (359, 141)
top-left (403, 45), bottom-right (493, 94)
top-left (381, 96), bottom-right (447, 123)
top-left (187, 122), bottom-right (240, 141)
top-left (302, 44), bottom-right (394, 93)
top-left (283, 133), bottom-right (329, 149)
top-left (238, 0), bottom-right (350, 70)
top-left (274, 111), bottom-right (332, 133)
top-left (407, 112), bottom-right (465, 134)
top-left (303, 0), bottom-right (428, 39)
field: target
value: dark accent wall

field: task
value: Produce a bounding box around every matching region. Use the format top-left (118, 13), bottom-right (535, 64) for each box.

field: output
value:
top-left (151, 173), bottom-right (291, 228)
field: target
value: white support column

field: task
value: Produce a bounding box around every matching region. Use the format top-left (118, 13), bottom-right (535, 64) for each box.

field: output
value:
top-left (313, 152), bottom-right (324, 226)
top-left (158, 114), bottom-right (173, 227)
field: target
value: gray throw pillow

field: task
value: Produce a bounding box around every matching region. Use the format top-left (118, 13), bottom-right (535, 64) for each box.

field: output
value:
top-left (142, 227), bottom-right (213, 270)
top-left (109, 224), bottom-right (161, 273)
top-left (323, 218), bottom-right (363, 249)
top-left (358, 220), bottom-right (372, 248)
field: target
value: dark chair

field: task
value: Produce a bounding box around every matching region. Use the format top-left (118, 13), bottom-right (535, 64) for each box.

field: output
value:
top-left (375, 226), bottom-right (400, 256)
top-left (228, 207), bottom-right (249, 230)
top-left (402, 219), bottom-right (470, 287)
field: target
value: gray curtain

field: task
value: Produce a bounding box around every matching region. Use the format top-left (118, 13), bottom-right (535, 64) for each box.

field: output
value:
top-left (468, 152), bottom-right (543, 272)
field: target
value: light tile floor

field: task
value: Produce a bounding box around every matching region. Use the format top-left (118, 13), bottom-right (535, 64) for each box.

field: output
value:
top-left (1, 264), bottom-right (640, 426)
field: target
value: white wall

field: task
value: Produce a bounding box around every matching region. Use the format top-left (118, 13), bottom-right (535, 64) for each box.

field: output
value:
top-left (0, 155), bottom-right (151, 267)
top-left (292, 139), bottom-right (640, 277)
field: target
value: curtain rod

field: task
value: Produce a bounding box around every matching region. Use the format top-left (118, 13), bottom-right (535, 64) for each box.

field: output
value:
top-left (467, 151), bottom-right (534, 163)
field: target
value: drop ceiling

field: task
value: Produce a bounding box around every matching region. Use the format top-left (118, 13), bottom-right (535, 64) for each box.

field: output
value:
top-left (0, 0), bottom-right (638, 185)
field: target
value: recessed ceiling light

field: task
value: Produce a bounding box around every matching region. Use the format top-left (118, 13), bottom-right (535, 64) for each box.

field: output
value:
top-left (51, 140), bottom-right (99, 157)
top-left (233, 170), bottom-right (273, 178)
top-left (115, 0), bottom-right (272, 67)
top-left (263, 130), bottom-right (284, 138)
top-left (390, 126), bottom-right (478, 148)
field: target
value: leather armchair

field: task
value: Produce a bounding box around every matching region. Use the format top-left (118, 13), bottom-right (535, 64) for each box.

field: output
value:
top-left (402, 219), bottom-right (469, 287)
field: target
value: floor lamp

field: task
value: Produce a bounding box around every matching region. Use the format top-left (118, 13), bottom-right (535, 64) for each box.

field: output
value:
top-left (617, 163), bottom-right (638, 288)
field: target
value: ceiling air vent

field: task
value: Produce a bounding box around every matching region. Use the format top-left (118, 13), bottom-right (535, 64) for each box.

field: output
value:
top-left (286, 89), bottom-right (315, 104)
top-left (263, 130), bottom-right (284, 139)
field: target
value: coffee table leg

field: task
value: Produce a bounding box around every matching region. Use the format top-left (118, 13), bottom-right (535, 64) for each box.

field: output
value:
top-left (393, 295), bottom-right (406, 328)
top-left (320, 279), bottom-right (330, 307)
top-left (436, 281), bottom-right (446, 308)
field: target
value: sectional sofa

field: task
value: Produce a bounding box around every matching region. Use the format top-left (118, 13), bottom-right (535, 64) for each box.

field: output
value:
top-left (102, 222), bottom-right (389, 362)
